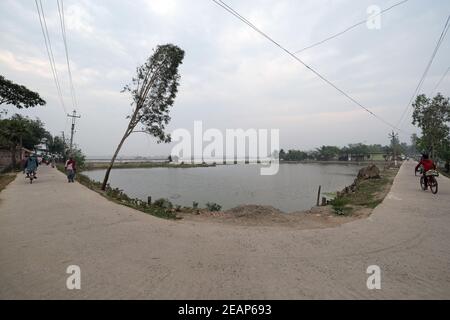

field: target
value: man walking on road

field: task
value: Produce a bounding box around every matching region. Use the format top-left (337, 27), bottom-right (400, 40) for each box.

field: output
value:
top-left (64, 156), bottom-right (76, 183)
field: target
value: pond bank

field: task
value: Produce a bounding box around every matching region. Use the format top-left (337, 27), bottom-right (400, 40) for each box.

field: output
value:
top-left (70, 162), bottom-right (400, 229)
top-left (172, 164), bottom-right (400, 228)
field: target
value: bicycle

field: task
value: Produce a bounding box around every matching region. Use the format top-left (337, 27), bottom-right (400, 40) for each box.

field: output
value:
top-left (25, 170), bottom-right (37, 184)
top-left (419, 169), bottom-right (439, 194)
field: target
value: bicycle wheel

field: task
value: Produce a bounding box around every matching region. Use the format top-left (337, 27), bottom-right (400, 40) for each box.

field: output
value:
top-left (420, 176), bottom-right (426, 190)
top-left (429, 177), bottom-right (438, 194)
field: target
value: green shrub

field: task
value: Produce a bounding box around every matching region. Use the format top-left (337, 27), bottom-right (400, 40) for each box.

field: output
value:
top-left (153, 198), bottom-right (173, 209)
top-left (206, 202), bottom-right (222, 211)
top-left (330, 197), bottom-right (349, 215)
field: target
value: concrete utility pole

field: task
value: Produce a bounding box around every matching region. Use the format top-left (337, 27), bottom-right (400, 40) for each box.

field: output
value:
top-left (389, 131), bottom-right (399, 166)
top-left (67, 110), bottom-right (81, 154)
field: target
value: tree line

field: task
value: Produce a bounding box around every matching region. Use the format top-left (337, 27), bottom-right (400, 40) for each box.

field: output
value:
top-left (0, 75), bottom-right (85, 170)
top-left (0, 113), bottom-right (85, 169)
top-left (278, 142), bottom-right (415, 162)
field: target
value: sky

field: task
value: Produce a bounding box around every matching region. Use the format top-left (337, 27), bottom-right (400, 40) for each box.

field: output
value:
top-left (0, 0), bottom-right (449, 157)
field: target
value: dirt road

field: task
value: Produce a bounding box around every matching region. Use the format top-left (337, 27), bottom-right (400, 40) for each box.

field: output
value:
top-left (0, 161), bottom-right (449, 299)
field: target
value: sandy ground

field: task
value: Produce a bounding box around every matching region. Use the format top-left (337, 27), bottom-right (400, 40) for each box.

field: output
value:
top-left (179, 204), bottom-right (360, 229)
top-left (0, 160), bottom-right (449, 299)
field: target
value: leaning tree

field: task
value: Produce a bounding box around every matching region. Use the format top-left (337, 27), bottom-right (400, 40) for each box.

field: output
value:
top-left (101, 44), bottom-right (185, 190)
top-left (0, 75), bottom-right (46, 109)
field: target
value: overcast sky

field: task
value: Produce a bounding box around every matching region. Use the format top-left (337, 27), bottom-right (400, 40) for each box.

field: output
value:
top-left (1, 0), bottom-right (449, 157)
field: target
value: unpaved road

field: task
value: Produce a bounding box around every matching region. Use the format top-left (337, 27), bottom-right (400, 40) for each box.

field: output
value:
top-left (0, 160), bottom-right (449, 299)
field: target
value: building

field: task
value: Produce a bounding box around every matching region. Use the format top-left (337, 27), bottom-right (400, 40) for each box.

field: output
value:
top-left (342, 152), bottom-right (388, 162)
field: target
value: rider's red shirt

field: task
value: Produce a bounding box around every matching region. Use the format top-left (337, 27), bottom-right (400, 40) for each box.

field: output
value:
top-left (416, 159), bottom-right (436, 172)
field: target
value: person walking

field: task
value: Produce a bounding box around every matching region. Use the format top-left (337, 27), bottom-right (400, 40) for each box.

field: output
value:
top-left (64, 156), bottom-right (76, 183)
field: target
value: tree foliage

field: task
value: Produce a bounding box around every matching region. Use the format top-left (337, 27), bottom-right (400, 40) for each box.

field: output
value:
top-left (412, 93), bottom-right (450, 160)
top-left (0, 114), bottom-right (49, 150)
top-left (47, 136), bottom-right (67, 157)
top-left (0, 114), bottom-right (50, 167)
top-left (0, 75), bottom-right (46, 109)
top-left (315, 145), bottom-right (341, 161)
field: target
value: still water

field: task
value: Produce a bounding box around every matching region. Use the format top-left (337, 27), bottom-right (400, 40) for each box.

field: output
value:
top-left (84, 163), bottom-right (361, 212)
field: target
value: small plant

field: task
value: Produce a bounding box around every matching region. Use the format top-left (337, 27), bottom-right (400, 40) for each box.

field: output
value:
top-left (206, 202), bottom-right (222, 212)
top-left (330, 197), bottom-right (349, 216)
top-left (153, 198), bottom-right (173, 209)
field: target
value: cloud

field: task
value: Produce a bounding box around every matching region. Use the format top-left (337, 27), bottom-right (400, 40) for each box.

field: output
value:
top-left (1, 0), bottom-right (446, 156)
top-left (0, 49), bottom-right (58, 79)
top-left (145, 0), bottom-right (178, 16)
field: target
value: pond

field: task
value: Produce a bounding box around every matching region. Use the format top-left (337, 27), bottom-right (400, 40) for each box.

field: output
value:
top-left (83, 163), bottom-right (361, 212)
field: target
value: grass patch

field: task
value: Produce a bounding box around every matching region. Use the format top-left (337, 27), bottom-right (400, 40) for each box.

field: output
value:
top-left (57, 165), bottom-right (178, 220)
top-left (329, 197), bottom-right (352, 215)
top-left (0, 172), bottom-right (17, 193)
top-left (330, 167), bottom-right (398, 216)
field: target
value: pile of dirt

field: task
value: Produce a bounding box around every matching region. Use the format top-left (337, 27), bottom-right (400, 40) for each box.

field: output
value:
top-left (337, 164), bottom-right (381, 196)
top-left (357, 164), bottom-right (381, 180)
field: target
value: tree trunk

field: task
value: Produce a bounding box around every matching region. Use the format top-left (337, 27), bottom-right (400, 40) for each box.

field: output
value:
top-left (101, 130), bottom-right (130, 190)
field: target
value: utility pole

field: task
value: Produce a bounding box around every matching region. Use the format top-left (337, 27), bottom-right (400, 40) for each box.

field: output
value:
top-left (61, 131), bottom-right (66, 155)
top-left (389, 131), bottom-right (399, 166)
top-left (67, 110), bottom-right (81, 154)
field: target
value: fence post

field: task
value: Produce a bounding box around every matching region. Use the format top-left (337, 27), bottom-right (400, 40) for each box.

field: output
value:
top-left (316, 185), bottom-right (321, 206)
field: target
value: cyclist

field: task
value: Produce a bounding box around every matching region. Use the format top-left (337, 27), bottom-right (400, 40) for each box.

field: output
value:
top-left (415, 153), bottom-right (436, 190)
top-left (23, 152), bottom-right (39, 179)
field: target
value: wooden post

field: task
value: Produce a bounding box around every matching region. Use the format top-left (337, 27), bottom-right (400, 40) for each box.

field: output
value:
top-left (147, 196), bottom-right (151, 205)
top-left (316, 185), bottom-right (321, 206)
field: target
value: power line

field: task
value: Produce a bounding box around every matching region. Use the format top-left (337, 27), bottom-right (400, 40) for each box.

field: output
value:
top-left (294, 0), bottom-right (410, 54)
top-left (430, 66), bottom-right (450, 96)
top-left (57, 0), bottom-right (78, 110)
top-left (396, 14), bottom-right (450, 129)
top-left (35, 0), bottom-right (67, 114)
top-left (212, 0), bottom-right (408, 134)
